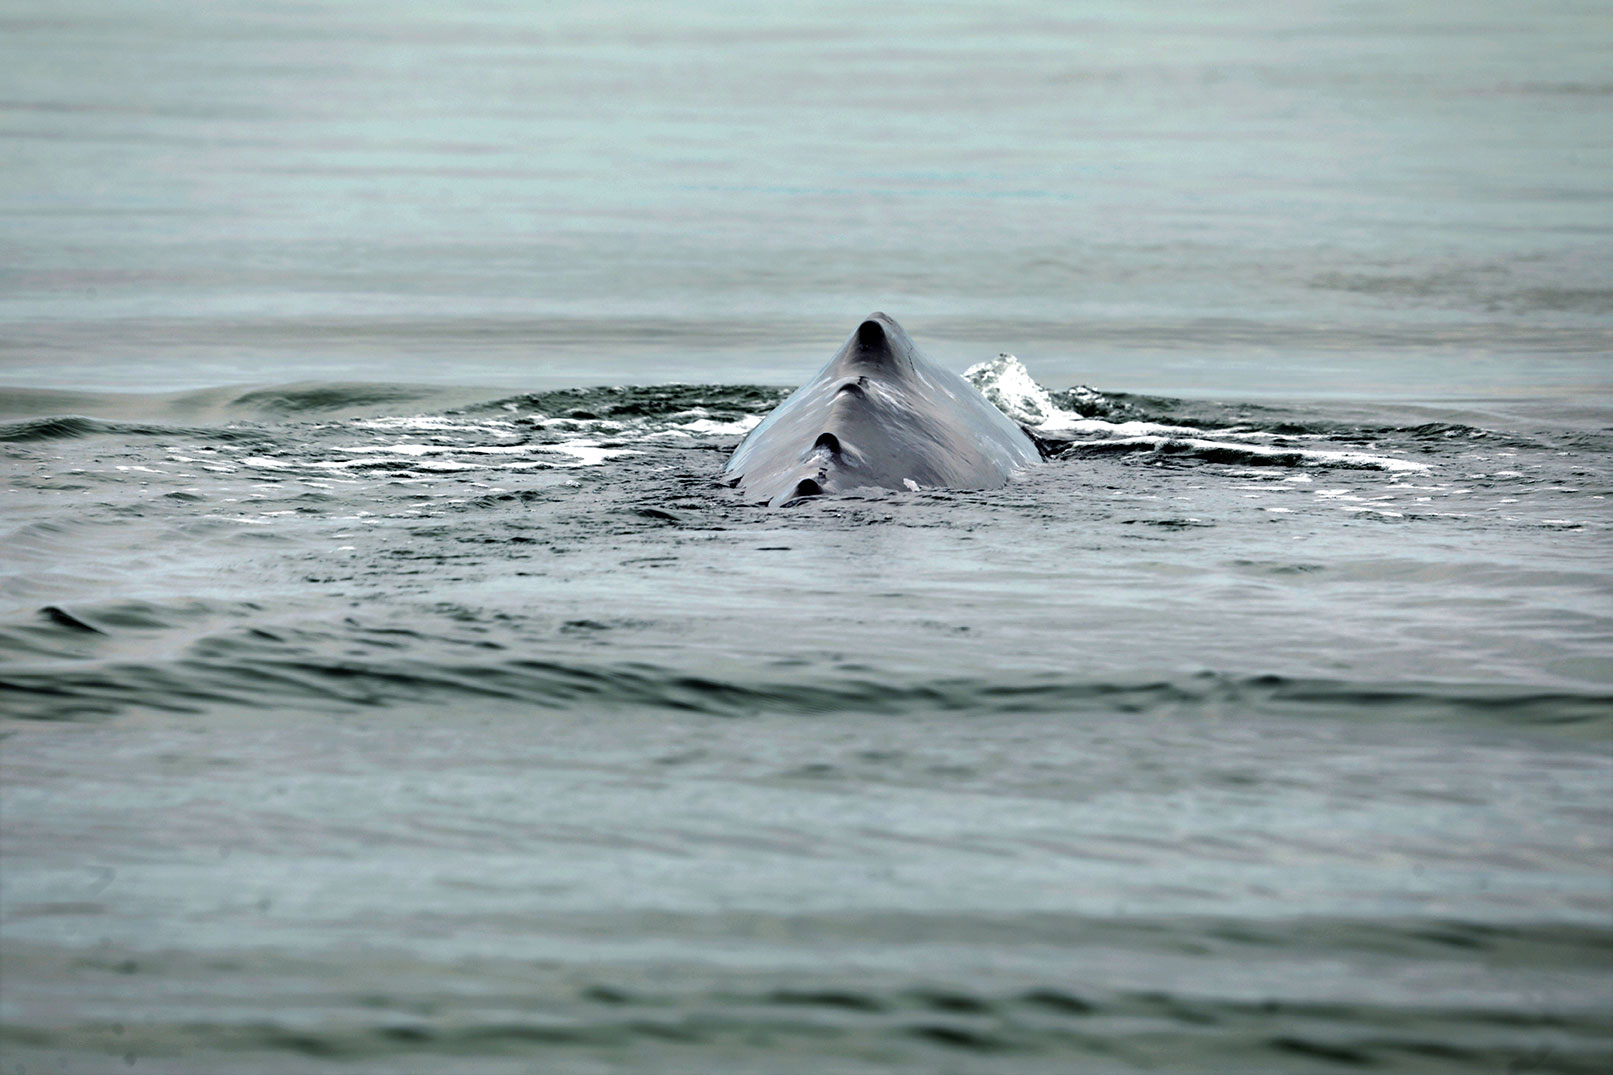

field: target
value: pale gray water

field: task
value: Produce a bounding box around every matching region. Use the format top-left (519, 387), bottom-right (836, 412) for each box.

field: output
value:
top-left (2, 2), bottom-right (1611, 1072)
top-left (3, 0), bottom-right (1610, 396)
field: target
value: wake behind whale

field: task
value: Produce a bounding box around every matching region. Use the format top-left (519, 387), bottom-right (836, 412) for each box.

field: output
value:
top-left (723, 313), bottom-right (1043, 506)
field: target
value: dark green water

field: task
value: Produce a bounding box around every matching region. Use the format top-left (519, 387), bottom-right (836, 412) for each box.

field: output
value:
top-left (2, 2), bottom-right (1611, 1072)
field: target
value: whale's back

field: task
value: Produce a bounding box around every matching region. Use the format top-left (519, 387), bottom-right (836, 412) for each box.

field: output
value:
top-left (725, 313), bottom-right (1041, 506)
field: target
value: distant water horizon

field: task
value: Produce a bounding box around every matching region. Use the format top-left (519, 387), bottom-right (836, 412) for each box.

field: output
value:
top-left (2, 0), bottom-right (1610, 399)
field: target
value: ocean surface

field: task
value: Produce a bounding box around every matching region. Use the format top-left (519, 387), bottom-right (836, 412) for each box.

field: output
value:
top-left (2, 2), bottom-right (1611, 1072)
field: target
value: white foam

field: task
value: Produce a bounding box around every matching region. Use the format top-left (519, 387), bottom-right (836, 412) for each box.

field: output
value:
top-left (964, 352), bottom-right (1105, 429)
top-left (343, 443), bottom-right (533, 456)
top-left (966, 353), bottom-right (1427, 473)
top-left (350, 416), bottom-right (519, 438)
top-left (534, 441), bottom-right (638, 466)
top-left (647, 415), bottom-right (763, 439)
top-left (675, 415), bottom-right (762, 436)
top-left (414, 460), bottom-right (480, 472)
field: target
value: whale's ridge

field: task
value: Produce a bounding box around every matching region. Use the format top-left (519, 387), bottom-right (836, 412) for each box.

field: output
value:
top-left (723, 313), bottom-right (1041, 507)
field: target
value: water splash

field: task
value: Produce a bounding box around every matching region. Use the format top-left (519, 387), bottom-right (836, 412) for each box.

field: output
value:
top-left (967, 353), bottom-right (1428, 472)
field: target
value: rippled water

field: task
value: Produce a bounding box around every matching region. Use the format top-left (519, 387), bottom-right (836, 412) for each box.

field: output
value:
top-left (3, 1), bottom-right (1612, 1072)
top-left (4, 372), bottom-right (1610, 1072)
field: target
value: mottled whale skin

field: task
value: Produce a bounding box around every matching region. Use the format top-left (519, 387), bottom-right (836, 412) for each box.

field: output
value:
top-left (724, 313), bottom-right (1042, 506)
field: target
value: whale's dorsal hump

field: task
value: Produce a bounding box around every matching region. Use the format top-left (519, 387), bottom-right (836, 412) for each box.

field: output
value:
top-left (840, 312), bottom-right (912, 375)
top-left (723, 312), bottom-right (1042, 506)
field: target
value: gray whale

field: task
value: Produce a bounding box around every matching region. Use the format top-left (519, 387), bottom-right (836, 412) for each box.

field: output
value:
top-left (724, 313), bottom-right (1042, 506)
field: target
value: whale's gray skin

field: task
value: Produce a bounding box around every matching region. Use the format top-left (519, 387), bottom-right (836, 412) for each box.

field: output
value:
top-left (724, 312), bottom-right (1042, 506)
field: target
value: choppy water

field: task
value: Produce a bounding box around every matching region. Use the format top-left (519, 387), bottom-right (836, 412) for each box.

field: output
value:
top-left (3, 1), bottom-right (1612, 1073)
